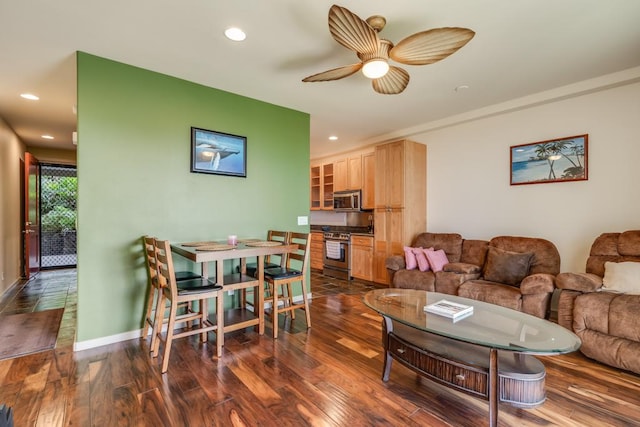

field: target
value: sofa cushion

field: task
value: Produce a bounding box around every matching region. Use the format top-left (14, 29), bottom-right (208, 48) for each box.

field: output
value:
top-left (482, 247), bottom-right (533, 286)
top-left (393, 269), bottom-right (436, 291)
top-left (425, 249), bottom-right (449, 272)
top-left (602, 261), bottom-right (640, 294)
top-left (458, 280), bottom-right (522, 311)
top-left (490, 236), bottom-right (560, 275)
top-left (618, 230), bottom-right (640, 257)
top-left (413, 233), bottom-right (463, 263)
top-left (403, 247), bottom-right (418, 270)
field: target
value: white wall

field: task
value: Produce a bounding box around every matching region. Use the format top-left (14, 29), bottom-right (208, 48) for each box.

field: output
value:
top-left (413, 81), bottom-right (640, 272)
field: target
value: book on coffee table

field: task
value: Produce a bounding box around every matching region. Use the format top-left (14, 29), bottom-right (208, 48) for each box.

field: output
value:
top-left (424, 299), bottom-right (474, 321)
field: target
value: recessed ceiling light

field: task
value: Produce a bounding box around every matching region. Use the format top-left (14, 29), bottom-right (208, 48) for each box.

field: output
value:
top-left (328, 136), bottom-right (338, 141)
top-left (20, 93), bottom-right (39, 100)
top-left (454, 85), bottom-right (470, 92)
top-left (41, 135), bottom-right (54, 140)
top-left (224, 27), bottom-right (246, 41)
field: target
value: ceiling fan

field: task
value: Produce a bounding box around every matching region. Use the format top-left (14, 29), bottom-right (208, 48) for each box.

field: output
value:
top-left (302, 4), bottom-right (475, 95)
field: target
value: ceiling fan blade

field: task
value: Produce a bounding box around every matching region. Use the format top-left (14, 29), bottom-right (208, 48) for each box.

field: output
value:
top-left (328, 5), bottom-right (379, 55)
top-left (302, 63), bottom-right (363, 82)
top-left (389, 27), bottom-right (475, 65)
top-left (372, 66), bottom-right (410, 95)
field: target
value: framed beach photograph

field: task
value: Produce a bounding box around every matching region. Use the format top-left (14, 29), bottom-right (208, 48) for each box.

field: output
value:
top-left (190, 127), bottom-right (247, 177)
top-left (510, 134), bottom-right (588, 185)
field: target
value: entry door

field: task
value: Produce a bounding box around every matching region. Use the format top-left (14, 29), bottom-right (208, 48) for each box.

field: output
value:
top-left (23, 152), bottom-right (40, 279)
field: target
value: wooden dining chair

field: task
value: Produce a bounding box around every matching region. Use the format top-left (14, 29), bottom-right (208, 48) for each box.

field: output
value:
top-left (141, 236), bottom-right (203, 350)
top-left (242, 230), bottom-right (290, 310)
top-left (244, 230), bottom-right (290, 276)
top-left (263, 232), bottom-right (312, 339)
top-left (151, 239), bottom-right (224, 373)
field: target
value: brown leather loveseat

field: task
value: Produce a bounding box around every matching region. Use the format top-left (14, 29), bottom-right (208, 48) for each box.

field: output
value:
top-left (556, 230), bottom-right (640, 374)
top-left (386, 232), bottom-right (560, 319)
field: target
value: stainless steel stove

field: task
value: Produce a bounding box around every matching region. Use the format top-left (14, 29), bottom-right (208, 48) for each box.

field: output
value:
top-left (323, 231), bottom-right (351, 280)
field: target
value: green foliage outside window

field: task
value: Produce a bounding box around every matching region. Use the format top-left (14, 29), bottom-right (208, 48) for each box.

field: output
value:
top-left (41, 176), bottom-right (77, 232)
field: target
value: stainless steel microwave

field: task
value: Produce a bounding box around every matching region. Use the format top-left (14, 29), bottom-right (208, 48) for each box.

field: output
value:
top-left (333, 190), bottom-right (362, 211)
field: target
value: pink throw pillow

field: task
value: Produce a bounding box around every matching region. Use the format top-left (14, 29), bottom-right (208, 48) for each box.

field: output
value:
top-left (424, 248), bottom-right (449, 272)
top-left (414, 248), bottom-right (431, 272)
top-left (403, 246), bottom-right (417, 270)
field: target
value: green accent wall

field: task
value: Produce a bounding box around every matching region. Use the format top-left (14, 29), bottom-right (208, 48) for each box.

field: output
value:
top-left (76, 52), bottom-right (310, 342)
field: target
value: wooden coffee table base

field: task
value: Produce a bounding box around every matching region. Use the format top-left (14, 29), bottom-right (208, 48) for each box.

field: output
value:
top-left (382, 319), bottom-right (546, 425)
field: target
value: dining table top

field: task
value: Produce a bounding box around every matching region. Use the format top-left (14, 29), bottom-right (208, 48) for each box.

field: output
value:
top-left (171, 240), bottom-right (299, 262)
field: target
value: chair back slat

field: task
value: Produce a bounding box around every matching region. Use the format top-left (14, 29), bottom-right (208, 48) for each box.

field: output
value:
top-left (155, 239), bottom-right (177, 296)
top-left (143, 236), bottom-right (159, 282)
top-left (287, 232), bottom-right (310, 269)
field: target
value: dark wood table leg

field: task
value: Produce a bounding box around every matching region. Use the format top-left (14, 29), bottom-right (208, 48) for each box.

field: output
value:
top-left (381, 316), bottom-right (393, 381)
top-left (489, 348), bottom-right (498, 427)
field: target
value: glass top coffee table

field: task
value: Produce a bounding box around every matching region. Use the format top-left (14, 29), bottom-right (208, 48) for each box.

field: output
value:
top-left (363, 289), bottom-right (581, 427)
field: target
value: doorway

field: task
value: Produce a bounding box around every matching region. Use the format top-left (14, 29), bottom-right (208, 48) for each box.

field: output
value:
top-left (39, 164), bottom-right (77, 269)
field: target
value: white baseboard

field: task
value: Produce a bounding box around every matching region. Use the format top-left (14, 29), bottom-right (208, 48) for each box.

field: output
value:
top-left (73, 292), bottom-right (313, 352)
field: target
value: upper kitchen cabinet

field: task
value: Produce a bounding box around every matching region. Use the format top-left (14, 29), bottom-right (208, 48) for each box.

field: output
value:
top-left (310, 164), bottom-right (321, 210)
top-left (322, 163), bottom-right (334, 209)
top-left (311, 148), bottom-right (374, 210)
top-left (334, 154), bottom-right (363, 192)
top-left (310, 162), bottom-right (335, 210)
top-left (361, 151), bottom-right (375, 210)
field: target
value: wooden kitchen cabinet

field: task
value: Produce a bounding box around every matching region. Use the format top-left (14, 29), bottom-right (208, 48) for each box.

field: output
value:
top-left (310, 165), bottom-right (321, 210)
top-left (361, 151), bottom-right (375, 210)
top-left (351, 234), bottom-right (373, 281)
top-left (322, 163), bottom-right (334, 210)
top-left (347, 154), bottom-right (362, 190)
top-left (373, 140), bottom-right (426, 285)
top-left (335, 155), bottom-right (362, 192)
top-left (310, 162), bottom-right (336, 210)
top-left (310, 232), bottom-right (324, 270)
top-left (334, 158), bottom-right (347, 191)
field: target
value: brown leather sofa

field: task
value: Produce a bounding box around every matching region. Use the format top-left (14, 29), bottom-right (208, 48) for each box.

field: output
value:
top-left (556, 230), bottom-right (640, 374)
top-left (386, 232), bottom-right (560, 319)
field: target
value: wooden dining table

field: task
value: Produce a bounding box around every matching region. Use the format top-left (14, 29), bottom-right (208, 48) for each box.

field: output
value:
top-left (170, 240), bottom-right (298, 354)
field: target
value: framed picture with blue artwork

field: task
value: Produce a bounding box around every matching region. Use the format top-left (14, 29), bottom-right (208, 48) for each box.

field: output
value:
top-left (190, 127), bottom-right (247, 177)
top-left (510, 134), bottom-right (588, 185)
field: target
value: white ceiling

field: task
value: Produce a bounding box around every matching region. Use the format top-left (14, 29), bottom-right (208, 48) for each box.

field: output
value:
top-left (1, 1), bottom-right (640, 158)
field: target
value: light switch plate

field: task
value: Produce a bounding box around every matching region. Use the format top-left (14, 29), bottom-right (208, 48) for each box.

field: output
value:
top-left (297, 216), bottom-right (308, 225)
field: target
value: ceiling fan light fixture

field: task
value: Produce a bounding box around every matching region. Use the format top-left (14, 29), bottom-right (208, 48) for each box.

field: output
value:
top-left (362, 59), bottom-right (389, 79)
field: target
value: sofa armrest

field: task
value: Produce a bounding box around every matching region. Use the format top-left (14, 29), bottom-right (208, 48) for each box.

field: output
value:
top-left (556, 272), bottom-right (603, 292)
top-left (386, 255), bottom-right (406, 271)
top-left (442, 262), bottom-right (481, 274)
top-left (520, 273), bottom-right (555, 295)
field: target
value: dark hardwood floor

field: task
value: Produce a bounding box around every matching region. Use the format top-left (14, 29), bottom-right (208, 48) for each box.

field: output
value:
top-left (1, 269), bottom-right (639, 426)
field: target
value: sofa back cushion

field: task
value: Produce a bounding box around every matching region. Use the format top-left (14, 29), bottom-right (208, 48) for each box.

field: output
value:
top-left (586, 231), bottom-right (640, 277)
top-left (460, 239), bottom-right (489, 266)
top-left (489, 236), bottom-right (560, 275)
top-left (413, 233), bottom-right (463, 263)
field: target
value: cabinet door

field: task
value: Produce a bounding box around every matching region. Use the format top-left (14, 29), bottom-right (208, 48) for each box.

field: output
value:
top-left (351, 235), bottom-right (373, 281)
top-left (362, 152), bottom-right (375, 209)
top-left (310, 232), bottom-right (324, 270)
top-left (373, 208), bottom-right (403, 284)
top-left (310, 165), bottom-right (321, 210)
top-left (387, 141), bottom-right (405, 208)
top-left (334, 159), bottom-right (347, 192)
top-left (322, 163), bottom-right (334, 210)
top-left (374, 145), bottom-right (389, 209)
top-left (347, 155), bottom-right (362, 190)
